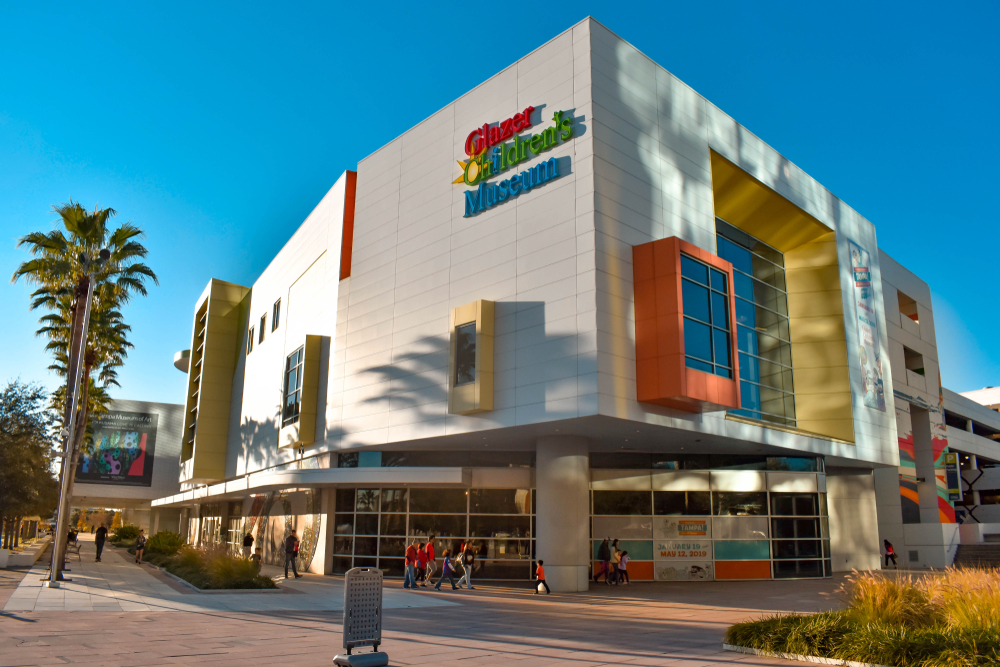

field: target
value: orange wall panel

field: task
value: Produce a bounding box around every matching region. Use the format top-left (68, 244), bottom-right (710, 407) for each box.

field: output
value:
top-left (633, 237), bottom-right (741, 413)
top-left (715, 560), bottom-right (772, 580)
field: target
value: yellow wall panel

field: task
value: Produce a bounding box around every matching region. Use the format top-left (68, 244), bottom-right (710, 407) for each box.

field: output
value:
top-left (449, 300), bottom-right (494, 415)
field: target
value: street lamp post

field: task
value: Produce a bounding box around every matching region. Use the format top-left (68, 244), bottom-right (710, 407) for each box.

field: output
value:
top-left (47, 249), bottom-right (109, 588)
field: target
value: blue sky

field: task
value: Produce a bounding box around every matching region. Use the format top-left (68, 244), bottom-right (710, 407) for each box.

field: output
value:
top-left (1, 3), bottom-right (997, 405)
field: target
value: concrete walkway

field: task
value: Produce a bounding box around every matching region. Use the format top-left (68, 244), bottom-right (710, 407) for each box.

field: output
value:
top-left (4, 535), bottom-right (453, 613)
top-left (0, 535), bottom-right (845, 666)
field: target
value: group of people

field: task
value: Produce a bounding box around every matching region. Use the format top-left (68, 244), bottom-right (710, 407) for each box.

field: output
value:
top-left (240, 529), bottom-right (301, 578)
top-left (402, 535), bottom-right (474, 590)
top-left (71, 523), bottom-right (147, 565)
top-left (593, 538), bottom-right (630, 585)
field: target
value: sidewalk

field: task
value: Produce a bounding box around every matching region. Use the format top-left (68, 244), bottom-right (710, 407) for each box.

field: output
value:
top-left (4, 535), bottom-right (454, 613)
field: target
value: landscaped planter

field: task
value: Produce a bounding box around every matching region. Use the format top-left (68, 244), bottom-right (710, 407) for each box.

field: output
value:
top-left (724, 643), bottom-right (889, 667)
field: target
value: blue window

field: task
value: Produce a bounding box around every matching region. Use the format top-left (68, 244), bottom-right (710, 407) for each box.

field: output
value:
top-left (681, 254), bottom-right (732, 378)
top-left (718, 218), bottom-right (796, 427)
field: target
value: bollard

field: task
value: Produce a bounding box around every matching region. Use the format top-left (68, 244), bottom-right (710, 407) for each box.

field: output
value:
top-left (333, 567), bottom-right (388, 667)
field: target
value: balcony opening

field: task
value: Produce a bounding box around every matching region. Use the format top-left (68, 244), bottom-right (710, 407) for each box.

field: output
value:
top-left (898, 291), bottom-right (919, 324)
top-left (903, 346), bottom-right (925, 375)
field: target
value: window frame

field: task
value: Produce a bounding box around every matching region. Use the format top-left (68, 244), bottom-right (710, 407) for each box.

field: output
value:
top-left (272, 299), bottom-right (281, 331)
top-left (259, 314), bottom-right (266, 344)
top-left (680, 253), bottom-right (733, 378)
top-left (282, 346), bottom-right (305, 426)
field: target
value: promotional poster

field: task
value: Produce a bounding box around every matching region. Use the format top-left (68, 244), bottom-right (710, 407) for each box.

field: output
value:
top-left (848, 239), bottom-right (886, 411)
top-left (76, 411), bottom-right (158, 487)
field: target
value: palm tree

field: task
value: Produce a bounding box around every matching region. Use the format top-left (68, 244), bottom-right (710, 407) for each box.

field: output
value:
top-left (11, 201), bottom-right (157, 575)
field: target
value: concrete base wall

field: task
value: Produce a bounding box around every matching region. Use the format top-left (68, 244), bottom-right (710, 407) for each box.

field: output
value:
top-left (827, 468), bottom-right (881, 572)
top-left (902, 523), bottom-right (960, 568)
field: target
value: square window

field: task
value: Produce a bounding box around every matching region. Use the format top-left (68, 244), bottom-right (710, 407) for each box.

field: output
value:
top-left (684, 319), bottom-right (713, 363)
top-left (681, 254), bottom-right (708, 284)
top-left (682, 279), bottom-right (711, 323)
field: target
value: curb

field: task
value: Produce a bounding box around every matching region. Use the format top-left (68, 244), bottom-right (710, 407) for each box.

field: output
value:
top-left (722, 644), bottom-right (890, 667)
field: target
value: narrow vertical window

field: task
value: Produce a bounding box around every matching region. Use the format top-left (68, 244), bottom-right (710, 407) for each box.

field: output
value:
top-left (455, 323), bottom-right (477, 385)
top-left (283, 346), bottom-right (304, 425)
top-left (259, 315), bottom-right (266, 344)
top-left (247, 327), bottom-right (254, 355)
top-left (272, 299), bottom-right (281, 331)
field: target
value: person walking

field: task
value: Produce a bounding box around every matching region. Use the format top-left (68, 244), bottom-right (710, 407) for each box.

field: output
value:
top-left (884, 539), bottom-right (898, 569)
top-left (404, 540), bottom-right (419, 589)
top-left (250, 547), bottom-right (263, 574)
top-left (618, 551), bottom-right (630, 584)
top-left (416, 542), bottom-right (428, 586)
top-left (94, 524), bottom-right (108, 562)
top-left (456, 543), bottom-right (476, 590)
top-left (535, 559), bottom-right (551, 594)
top-left (134, 530), bottom-right (147, 564)
top-left (242, 532), bottom-right (254, 559)
top-left (594, 538), bottom-right (611, 583)
top-left (284, 529), bottom-right (302, 579)
top-left (425, 535), bottom-right (438, 583)
top-left (433, 549), bottom-right (459, 590)
top-left (610, 538), bottom-right (622, 585)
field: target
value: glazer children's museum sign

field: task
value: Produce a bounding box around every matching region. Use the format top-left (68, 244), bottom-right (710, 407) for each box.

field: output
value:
top-left (455, 106), bottom-right (573, 217)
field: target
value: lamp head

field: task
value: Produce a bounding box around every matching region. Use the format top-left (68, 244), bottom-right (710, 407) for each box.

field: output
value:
top-left (98, 248), bottom-right (111, 262)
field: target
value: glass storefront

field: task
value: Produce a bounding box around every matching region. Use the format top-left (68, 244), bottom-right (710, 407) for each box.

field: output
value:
top-left (591, 487), bottom-right (830, 581)
top-left (332, 487), bottom-right (535, 579)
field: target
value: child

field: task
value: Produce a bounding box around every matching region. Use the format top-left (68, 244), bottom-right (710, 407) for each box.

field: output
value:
top-left (618, 551), bottom-right (630, 584)
top-left (250, 547), bottom-right (263, 574)
top-left (416, 542), bottom-right (428, 586)
top-left (134, 530), bottom-right (147, 564)
top-left (433, 549), bottom-right (458, 590)
top-left (535, 560), bottom-right (551, 594)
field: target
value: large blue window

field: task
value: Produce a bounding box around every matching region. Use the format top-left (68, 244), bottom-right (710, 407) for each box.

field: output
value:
top-left (716, 219), bottom-right (796, 427)
top-left (681, 254), bottom-right (732, 378)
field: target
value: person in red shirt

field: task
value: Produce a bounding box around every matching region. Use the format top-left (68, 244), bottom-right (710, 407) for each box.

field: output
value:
top-left (416, 543), bottom-right (429, 586)
top-left (425, 535), bottom-right (437, 584)
top-left (535, 560), bottom-right (550, 595)
top-left (404, 540), bottom-right (419, 589)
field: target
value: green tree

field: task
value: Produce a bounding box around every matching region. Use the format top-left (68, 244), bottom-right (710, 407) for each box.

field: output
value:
top-left (0, 381), bottom-right (59, 549)
top-left (11, 201), bottom-right (157, 571)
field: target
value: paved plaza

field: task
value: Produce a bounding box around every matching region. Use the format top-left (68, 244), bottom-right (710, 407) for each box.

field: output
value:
top-left (0, 537), bottom-right (844, 666)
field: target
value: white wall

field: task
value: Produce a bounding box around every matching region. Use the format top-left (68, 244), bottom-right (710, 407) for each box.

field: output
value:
top-left (827, 469), bottom-right (881, 571)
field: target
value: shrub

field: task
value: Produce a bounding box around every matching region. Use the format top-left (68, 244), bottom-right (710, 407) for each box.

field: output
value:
top-left (109, 524), bottom-right (140, 542)
top-left (145, 531), bottom-right (185, 556)
top-left (726, 568), bottom-right (1000, 666)
top-left (162, 546), bottom-right (276, 590)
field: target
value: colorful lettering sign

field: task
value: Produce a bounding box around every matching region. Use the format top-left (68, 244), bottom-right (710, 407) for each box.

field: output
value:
top-left (455, 107), bottom-right (574, 216)
top-left (654, 517), bottom-right (711, 539)
top-left (848, 239), bottom-right (886, 411)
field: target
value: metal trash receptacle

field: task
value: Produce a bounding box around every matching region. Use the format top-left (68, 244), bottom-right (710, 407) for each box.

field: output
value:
top-left (333, 567), bottom-right (388, 667)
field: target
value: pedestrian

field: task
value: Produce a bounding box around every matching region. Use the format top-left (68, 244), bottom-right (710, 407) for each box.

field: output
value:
top-left (134, 530), bottom-right (147, 564)
top-left (242, 532), bottom-right (254, 559)
top-left (250, 547), bottom-right (263, 574)
top-left (535, 559), bottom-right (551, 594)
top-left (94, 523), bottom-right (108, 562)
top-left (884, 539), bottom-right (898, 569)
top-left (618, 550), bottom-right (630, 584)
top-left (416, 542), bottom-right (428, 586)
top-left (404, 540), bottom-right (418, 589)
top-left (425, 535), bottom-right (438, 583)
top-left (284, 529), bottom-right (302, 579)
top-left (90, 525), bottom-right (94, 534)
top-left (610, 538), bottom-right (622, 585)
top-left (456, 542), bottom-right (476, 590)
top-left (433, 549), bottom-right (459, 590)
top-left (594, 537), bottom-right (611, 583)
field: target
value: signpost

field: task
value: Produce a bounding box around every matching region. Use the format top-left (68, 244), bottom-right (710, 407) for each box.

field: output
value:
top-left (333, 567), bottom-right (388, 667)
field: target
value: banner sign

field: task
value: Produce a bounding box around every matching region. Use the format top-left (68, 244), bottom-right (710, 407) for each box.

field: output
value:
top-left (848, 239), bottom-right (886, 411)
top-left (76, 411), bottom-right (158, 487)
top-left (655, 540), bottom-right (713, 560)
top-left (945, 451), bottom-right (962, 502)
top-left (655, 561), bottom-right (714, 581)
top-left (654, 517), bottom-right (711, 539)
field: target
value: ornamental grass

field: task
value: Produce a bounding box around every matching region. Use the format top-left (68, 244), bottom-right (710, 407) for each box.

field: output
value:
top-left (725, 568), bottom-right (1000, 666)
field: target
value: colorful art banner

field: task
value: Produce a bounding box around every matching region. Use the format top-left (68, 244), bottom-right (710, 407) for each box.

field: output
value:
top-left (654, 517), bottom-right (711, 539)
top-left (76, 411), bottom-right (157, 487)
top-left (848, 239), bottom-right (886, 411)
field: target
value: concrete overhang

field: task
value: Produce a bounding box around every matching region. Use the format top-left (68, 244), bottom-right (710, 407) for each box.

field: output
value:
top-left (151, 466), bottom-right (470, 508)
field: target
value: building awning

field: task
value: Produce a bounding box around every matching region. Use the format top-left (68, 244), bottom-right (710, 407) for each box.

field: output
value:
top-left (151, 466), bottom-right (470, 508)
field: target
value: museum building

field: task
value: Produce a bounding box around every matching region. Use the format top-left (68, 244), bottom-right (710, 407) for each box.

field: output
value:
top-left (149, 17), bottom-right (1000, 591)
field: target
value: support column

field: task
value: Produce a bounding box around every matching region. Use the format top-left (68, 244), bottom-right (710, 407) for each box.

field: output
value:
top-left (535, 435), bottom-right (590, 592)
